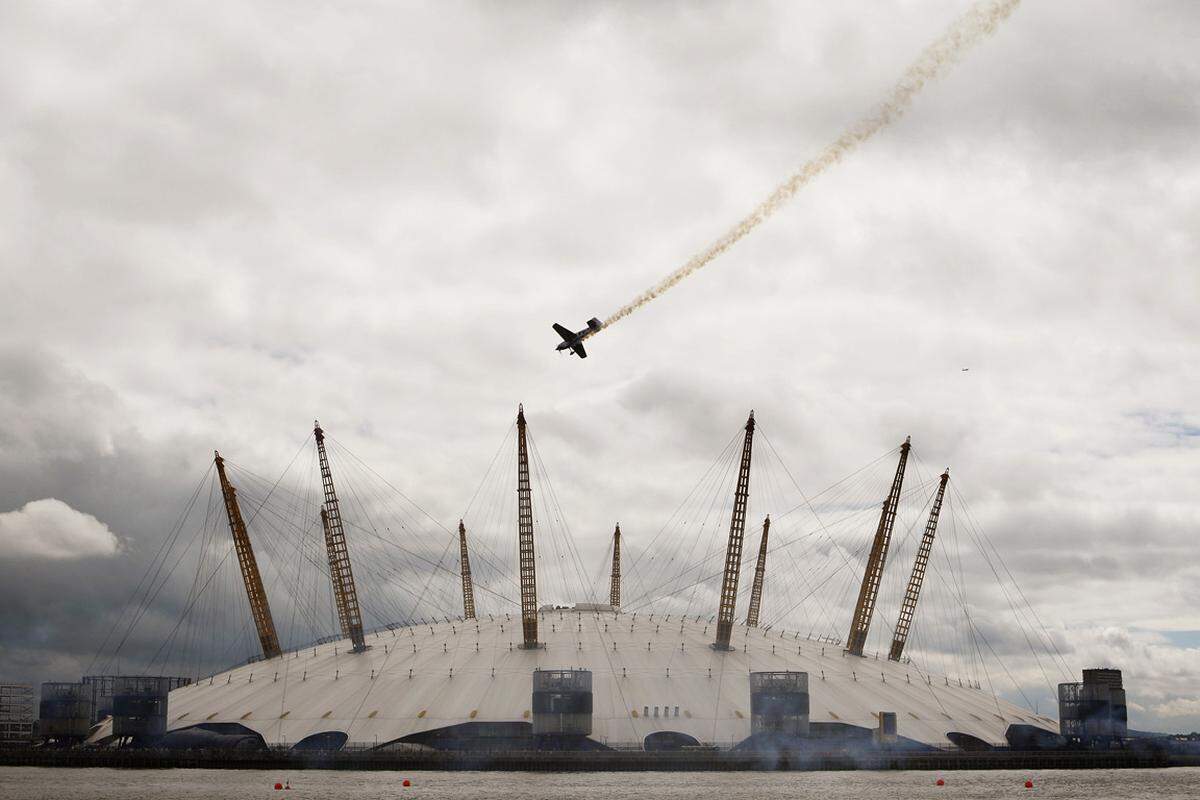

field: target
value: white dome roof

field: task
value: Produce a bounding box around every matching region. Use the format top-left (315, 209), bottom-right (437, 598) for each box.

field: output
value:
top-left (161, 608), bottom-right (1056, 748)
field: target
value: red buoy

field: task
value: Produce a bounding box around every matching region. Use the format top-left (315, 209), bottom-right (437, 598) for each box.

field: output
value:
top-left (1025, 779), bottom-right (1034, 789)
top-left (403, 779), bottom-right (412, 787)
top-left (274, 783), bottom-right (283, 791)
top-left (936, 778), bottom-right (945, 786)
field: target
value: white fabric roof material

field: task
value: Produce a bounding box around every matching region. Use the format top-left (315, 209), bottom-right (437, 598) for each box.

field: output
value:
top-left (160, 609), bottom-right (1056, 749)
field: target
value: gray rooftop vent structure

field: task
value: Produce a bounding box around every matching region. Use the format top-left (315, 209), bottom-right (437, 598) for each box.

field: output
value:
top-left (38, 682), bottom-right (93, 742)
top-left (531, 669), bottom-right (593, 738)
top-left (112, 677), bottom-right (178, 744)
top-left (83, 675), bottom-right (190, 725)
top-left (749, 671), bottom-right (810, 737)
top-left (1059, 668), bottom-right (1127, 744)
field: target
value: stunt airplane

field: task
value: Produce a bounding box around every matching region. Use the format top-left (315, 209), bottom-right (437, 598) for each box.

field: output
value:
top-left (553, 318), bottom-right (603, 358)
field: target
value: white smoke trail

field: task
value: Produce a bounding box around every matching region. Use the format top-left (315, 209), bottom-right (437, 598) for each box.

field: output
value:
top-left (590, 0), bottom-right (1021, 335)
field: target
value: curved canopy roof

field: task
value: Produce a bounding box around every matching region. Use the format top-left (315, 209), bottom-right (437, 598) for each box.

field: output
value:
top-left (158, 608), bottom-right (1056, 748)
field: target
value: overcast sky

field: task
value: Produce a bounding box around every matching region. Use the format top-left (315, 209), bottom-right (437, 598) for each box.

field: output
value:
top-left (1, 0), bottom-right (1197, 732)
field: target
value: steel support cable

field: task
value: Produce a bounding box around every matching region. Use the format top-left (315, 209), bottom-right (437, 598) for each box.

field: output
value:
top-left (336, 462), bottom-right (494, 623)
top-left (949, 481), bottom-right (1073, 680)
top-left (661, 439), bottom-right (741, 612)
top-left (90, 461), bottom-right (212, 674)
top-left (459, 426), bottom-right (521, 581)
top-left (458, 439), bottom-right (510, 607)
top-left (697, 466), bottom-right (906, 631)
top-left (223, 481), bottom-right (333, 638)
top-left (943, 498), bottom-right (1002, 688)
top-left (467, 443), bottom-right (519, 613)
top-left (468, 446), bottom-right (518, 614)
top-left (535, 439), bottom-right (595, 606)
top-left (781, 478), bottom-right (887, 639)
top-left (945, 483), bottom-right (1061, 696)
top-left (641, 433), bottom-right (739, 593)
top-left (104, 468), bottom-right (217, 674)
top-left (177, 477), bottom-right (219, 674)
top-left (682, 441), bottom-right (740, 619)
top-left (621, 448), bottom-right (732, 611)
top-left (146, 539), bottom-right (237, 672)
top-left (334, 457), bottom-right (432, 617)
top-left (943, 492), bottom-right (974, 682)
top-left (336, 520), bottom-right (463, 620)
top-left (460, 425), bottom-right (534, 593)
top-left (626, 471), bottom-right (885, 615)
top-left (677, 440), bottom-right (741, 612)
top-left (589, 533), bottom-right (615, 603)
top-left (624, 429), bottom-right (742, 579)
top-left (332, 454), bottom-right (433, 627)
top-left (624, 448), bottom-right (731, 609)
top-left (624, 435), bottom-right (741, 610)
top-left (918, 516), bottom-right (1040, 711)
top-left (905, 454), bottom-right (972, 679)
top-left (218, 434), bottom-right (316, 642)
top-left (348, 461), bottom-right (470, 619)
top-left (527, 431), bottom-right (593, 605)
top-left (760, 471), bottom-right (909, 636)
top-left (761, 430), bottom-right (906, 640)
top-left (241, 450), bottom-right (467, 626)
top-left (327, 434), bottom-right (501, 623)
top-left (879, 472), bottom-right (940, 659)
top-left (235, 449), bottom-right (444, 617)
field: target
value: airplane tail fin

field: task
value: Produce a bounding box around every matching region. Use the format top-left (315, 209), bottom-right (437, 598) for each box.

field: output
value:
top-left (587, 317), bottom-right (603, 331)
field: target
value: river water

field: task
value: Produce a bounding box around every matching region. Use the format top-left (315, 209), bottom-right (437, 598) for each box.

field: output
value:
top-left (0, 767), bottom-right (1196, 800)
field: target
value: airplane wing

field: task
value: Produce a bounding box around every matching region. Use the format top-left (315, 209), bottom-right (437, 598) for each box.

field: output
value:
top-left (573, 342), bottom-right (588, 358)
top-left (553, 323), bottom-right (575, 342)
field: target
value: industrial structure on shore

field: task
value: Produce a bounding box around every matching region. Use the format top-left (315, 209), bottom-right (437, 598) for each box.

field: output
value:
top-left (21, 408), bottom-right (1151, 757)
top-left (0, 684), bottom-right (34, 748)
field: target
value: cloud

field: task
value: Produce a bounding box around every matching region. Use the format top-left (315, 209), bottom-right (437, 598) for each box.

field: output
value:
top-left (1152, 698), bottom-right (1200, 719)
top-left (1147, 700), bottom-right (1200, 719)
top-left (0, 498), bottom-right (119, 559)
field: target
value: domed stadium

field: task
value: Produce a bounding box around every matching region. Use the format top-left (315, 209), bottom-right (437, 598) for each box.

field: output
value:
top-left (81, 409), bottom-right (1063, 752)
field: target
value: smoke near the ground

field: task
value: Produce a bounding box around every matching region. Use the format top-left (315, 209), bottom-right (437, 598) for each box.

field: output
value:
top-left (590, 0), bottom-right (1022, 336)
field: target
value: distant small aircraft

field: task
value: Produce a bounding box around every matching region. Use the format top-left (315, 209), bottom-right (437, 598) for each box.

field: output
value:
top-left (553, 318), bottom-right (603, 358)
top-left (961, 368), bottom-right (970, 372)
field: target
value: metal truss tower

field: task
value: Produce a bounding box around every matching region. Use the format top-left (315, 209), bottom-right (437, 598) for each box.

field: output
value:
top-left (516, 405), bottom-right (539, 648)
top-left (314, 421), bottom-right (367, 652)
top-left (713, 411), bottom-right (755, 651)
top-left (459, 520), bottom-right (476, 621)
top-left (214, 451), bottom-right (281, 660)
top-left (609, 524), bottom-right (621, 609)
top-left (889, 468), bottom-right (949, 662)
top-left (745, 516), bottom-right (771, 628)
top-left (846, 436), bottom-right (911, 657)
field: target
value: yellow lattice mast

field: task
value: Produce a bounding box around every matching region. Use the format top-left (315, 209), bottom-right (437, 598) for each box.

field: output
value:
top-left (846, 436), bottom-right (911, 657)
top-left (459, 520), bottom-right (476, 621)
top-left (745, 516), bottom-right (770, 628)
top-left (713, 411), bottom-right (755, 651)
top-left (516, 405), bottom-right (539, 648)
top-left (889, 468), bottom-right (949, 662)
top-left (314, 421), bottom-right (367, 653)
top-left (609, 524), bottom-right (621, 609)
top-left (214, 451), bottom-right (281, 660)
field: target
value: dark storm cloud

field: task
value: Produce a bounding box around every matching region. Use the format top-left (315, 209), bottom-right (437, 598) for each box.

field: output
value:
top-left (1, 0), bottom-right (1197, 730)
